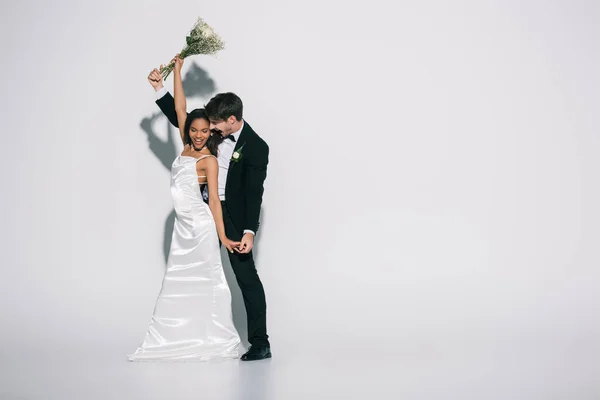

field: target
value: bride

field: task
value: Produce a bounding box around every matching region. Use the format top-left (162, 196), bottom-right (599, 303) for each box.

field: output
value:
top-left (129, 55), bottom-right (242, 361)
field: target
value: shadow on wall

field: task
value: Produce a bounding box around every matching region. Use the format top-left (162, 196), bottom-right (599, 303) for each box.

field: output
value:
top-left (138, 62), bottom-right (256, 347)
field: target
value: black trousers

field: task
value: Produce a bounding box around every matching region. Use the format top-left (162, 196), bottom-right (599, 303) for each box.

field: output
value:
top-left (221, 201), bottom-right (269, 347)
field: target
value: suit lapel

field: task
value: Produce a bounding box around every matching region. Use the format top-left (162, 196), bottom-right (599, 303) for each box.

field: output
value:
top-left (225, 122), bottom-right (250, 192)
top-left (228, 122), bottom-right (250, 168)
top-left (229, 135), bottom-right (245, 168)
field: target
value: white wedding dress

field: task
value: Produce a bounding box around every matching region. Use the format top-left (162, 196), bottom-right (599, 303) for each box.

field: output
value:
top-left (129, 154), bottom-right (241, 361)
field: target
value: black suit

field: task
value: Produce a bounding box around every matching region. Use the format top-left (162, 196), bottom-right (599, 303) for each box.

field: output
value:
top-left (156, 93), bottom-right (270, 347)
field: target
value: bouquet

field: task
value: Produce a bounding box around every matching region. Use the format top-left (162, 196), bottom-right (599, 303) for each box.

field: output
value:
top-left (159, 18), bottom-right (225, 80)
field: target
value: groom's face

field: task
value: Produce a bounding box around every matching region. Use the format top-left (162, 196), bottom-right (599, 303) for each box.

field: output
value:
top-left (209, 116), bottom-right (234, 136)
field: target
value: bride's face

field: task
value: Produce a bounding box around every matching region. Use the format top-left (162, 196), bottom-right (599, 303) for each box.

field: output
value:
top-left (189, 118), bottom-right (211, 150)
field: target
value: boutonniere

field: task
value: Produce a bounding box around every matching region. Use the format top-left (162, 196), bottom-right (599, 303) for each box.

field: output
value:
top-left (231, 143), bottom-right (245, 163)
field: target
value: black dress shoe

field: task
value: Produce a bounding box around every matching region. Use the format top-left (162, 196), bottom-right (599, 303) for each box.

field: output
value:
top-left (241, 345), bottom-right (272, 361)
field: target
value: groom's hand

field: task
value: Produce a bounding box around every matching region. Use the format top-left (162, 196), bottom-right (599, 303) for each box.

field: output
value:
top-left (238, 233), bottom-right (254, 254)
top-left (147, 68), bottom-right (164, 91)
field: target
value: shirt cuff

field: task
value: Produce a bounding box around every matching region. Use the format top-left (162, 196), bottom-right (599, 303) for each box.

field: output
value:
top-left (155, 86), bottom-right (168, 100)
top-left (243, 230), bottom-right (255, 236)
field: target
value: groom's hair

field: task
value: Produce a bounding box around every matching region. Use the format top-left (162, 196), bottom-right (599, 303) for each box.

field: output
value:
top-left (205, 92), bottom-right (243, 121)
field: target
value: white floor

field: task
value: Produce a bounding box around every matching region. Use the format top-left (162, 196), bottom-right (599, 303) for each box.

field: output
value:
top-left (1, 334), bottom-right (598, 400)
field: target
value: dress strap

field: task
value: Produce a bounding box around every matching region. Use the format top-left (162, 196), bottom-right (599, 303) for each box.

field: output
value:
top-left (195, 154), bottom-right (215, 162)
top-left (196, 155), bottom-right (213, 181)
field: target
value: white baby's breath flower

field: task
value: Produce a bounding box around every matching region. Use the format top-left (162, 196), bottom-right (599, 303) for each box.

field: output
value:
top-left (159, 17), bottom-right (225, 80)
top-left (202, 26), bottom-right (215, 38)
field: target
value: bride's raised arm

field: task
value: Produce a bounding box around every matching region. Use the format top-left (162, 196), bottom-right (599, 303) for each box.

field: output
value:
top-left (173, 55), bottom-right (188, 144)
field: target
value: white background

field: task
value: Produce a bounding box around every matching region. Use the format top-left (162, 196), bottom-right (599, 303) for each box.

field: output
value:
top-left (1, 0), bottom-right (599, 398)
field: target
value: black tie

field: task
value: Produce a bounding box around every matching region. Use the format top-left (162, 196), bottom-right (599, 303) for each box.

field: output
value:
top-left (226, 135), bottom-right (236, 142)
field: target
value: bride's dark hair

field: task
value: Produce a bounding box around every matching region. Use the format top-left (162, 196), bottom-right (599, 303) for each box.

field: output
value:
top-left (183, 108), bottom-right (223, 156)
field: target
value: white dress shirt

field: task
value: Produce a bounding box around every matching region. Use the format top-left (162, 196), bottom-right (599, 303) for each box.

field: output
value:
top-left (155, 86), bottom-right (168, 99)
top-left (156, 88), bottom-right (254, 236)
top-left (217, 122), bottom-right (242, 201)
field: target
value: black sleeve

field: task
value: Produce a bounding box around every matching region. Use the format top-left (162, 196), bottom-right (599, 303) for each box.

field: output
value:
top-left (156, 92), bottom-right (181, 128)
top-left (244, 141), bottom-right (269, 233)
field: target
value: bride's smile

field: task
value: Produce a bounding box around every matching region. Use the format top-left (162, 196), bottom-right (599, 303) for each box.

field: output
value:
top-left (188, 119), bottom-right (211, 150)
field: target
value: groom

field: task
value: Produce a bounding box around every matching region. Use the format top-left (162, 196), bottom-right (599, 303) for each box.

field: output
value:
top-left (149, 76), bottom-right (271, 361)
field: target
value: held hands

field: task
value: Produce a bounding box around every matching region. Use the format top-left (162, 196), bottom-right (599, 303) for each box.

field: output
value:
top-left (237, 233), bottom-right (254, 254)
top-left (221, 233), bottom-right (254, 254)
top-left (222, 237), bottom-right (241, 254)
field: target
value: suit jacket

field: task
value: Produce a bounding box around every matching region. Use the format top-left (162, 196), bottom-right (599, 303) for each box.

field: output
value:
top-left (156, 93), bottom-right (269, 234)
